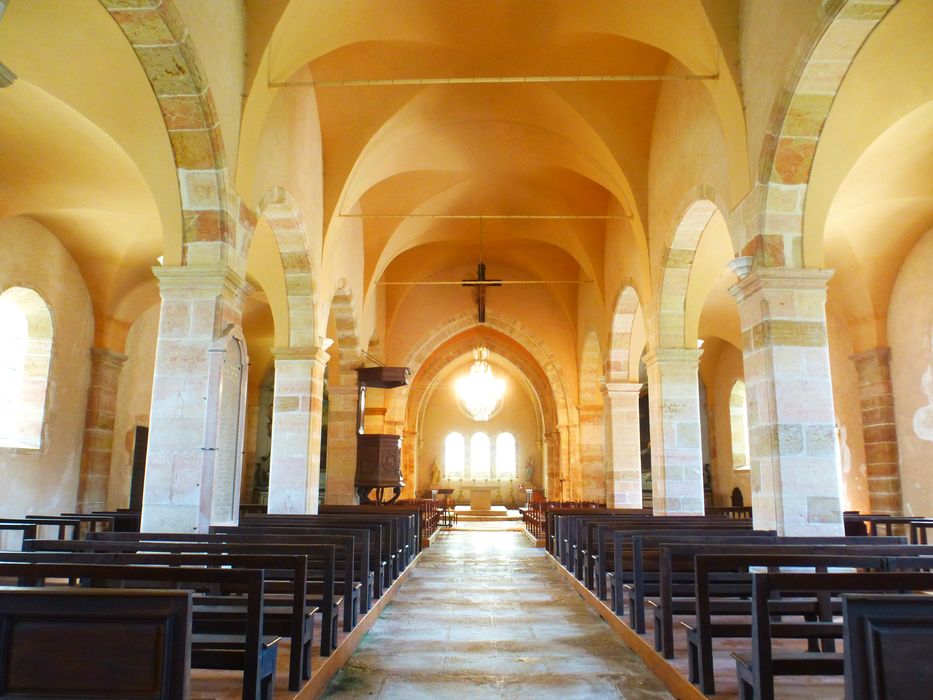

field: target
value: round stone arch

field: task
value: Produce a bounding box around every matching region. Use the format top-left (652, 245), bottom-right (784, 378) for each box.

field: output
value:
top-left (658, 191), bottom-right (730, 349)
top-left (752, 0), bottom-right (898, 268)
top-left (607, 284), bottom-right (644, 383)
top-left (100, 0), bottom-right (249, 265)
top-left (256, 187), bottom-right (318, 348)
top-left (403, 326), bottom-right (558, 498)
top-left (388, 311), bottom-right (571, 431)
top-left (387, 311), bottom-right (573, 498)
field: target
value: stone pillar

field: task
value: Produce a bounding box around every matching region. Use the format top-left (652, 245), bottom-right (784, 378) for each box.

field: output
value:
top-left (578, 405), bottom-right (605, 502)
top-left (401, 428), bottom-right (417, 498)
top-left (141, 266), bottom-right (252, 533)
top-left (601, 381), bottom-right (643, 508)
top-left (851, 347), bottom-right (903, 515)
top-left (730, 267), bottom-right (843, 536)
top-left (76, 348), bottom-right (127, 512)
top-left (544, 430), bottom-right (561, 499)
top-left (324, 383), bottom-right (359, 504)
top-left (644, 348), bottom-right (705, 515)
top-left (267, 346), bottom-right (329, 514)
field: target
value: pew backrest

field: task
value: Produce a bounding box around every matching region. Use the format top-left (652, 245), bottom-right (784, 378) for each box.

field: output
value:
top-left (0, 587), bottom-right (191, 700)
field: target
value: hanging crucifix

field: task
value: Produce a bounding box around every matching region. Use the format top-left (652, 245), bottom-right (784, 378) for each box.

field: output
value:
top-left (461, 261), bottom-right (501, 323)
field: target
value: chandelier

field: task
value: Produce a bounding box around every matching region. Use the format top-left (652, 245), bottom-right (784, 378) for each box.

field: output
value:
top-left (455, 347), bottom-right (506, 422)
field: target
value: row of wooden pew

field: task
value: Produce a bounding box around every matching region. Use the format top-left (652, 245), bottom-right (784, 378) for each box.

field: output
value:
top-left (0, 505), bottom-right (427, 699)
top-left (540, 507), bottom-right (933, 700)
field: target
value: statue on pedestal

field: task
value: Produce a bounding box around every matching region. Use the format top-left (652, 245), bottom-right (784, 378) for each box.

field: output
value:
top-left (430, 460), bottom-right (441, 485)
top-left (524, 457), bottom-right (535, 483)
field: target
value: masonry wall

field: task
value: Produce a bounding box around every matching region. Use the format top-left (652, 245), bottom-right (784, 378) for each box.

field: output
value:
top-left (889, 227), bottom-right (933, 517)
top-left (826, 304), bottom-right (871, 513)
top-left (704, 340), bottom-right (752, 507)
top-left (0, 217), bottom-right (93, 518)
top-left (107, 304), bottom-right (159, 509)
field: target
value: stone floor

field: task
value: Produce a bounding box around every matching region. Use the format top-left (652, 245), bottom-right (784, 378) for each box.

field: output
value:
top-left (321, 528), bottom-right (673, 699)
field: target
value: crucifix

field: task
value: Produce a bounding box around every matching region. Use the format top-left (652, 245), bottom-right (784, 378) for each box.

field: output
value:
top-left (461, 262), bottom-right (501, 323)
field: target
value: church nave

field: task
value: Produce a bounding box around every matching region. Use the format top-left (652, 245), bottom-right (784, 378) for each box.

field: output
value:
top-left (323, 529), bottom-right (672, 700)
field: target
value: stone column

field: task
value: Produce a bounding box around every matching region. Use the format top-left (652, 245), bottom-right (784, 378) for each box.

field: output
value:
top-left (544, 430), bottom-right (561, 499)
top-left (141, 266), bottom-right (252, 533)
top-left (324, 383), bottom-right (359, 504)
top-left (267, 346), bottom-right (329, 514)
top-left (578, 405), bottom-right (605, 502)
top-left (76, 348), bottom-right (127, 512)
top-left (851, 347), bottom-right (903, 515)
top-left (644, 348), bottom-right (705, 515)
top-left (601, 381), bottom-right (643, 508)
top-left (401, 428), bottom-right (417, 498)
top-left (730, 267), bottom-right (843, 536)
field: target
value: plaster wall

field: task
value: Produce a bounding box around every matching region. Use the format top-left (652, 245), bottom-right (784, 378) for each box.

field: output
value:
top-left (738, 0), bottom-right (822, 181)
top-left (386, 271), bottom-right (578, 403)
top-left (175, 0), bottom-right (246, 171)
top-left (889, 228), bottom-right (933, 516)
top-left (647, 69), bottom-right (733, 311)
top-left (703, 340), bottom-right (751, 507)
top-left (826, 303), bottom-right (870, 513)
top-left (418, 359), bottom-right (541, 507)
top-left (107, 304), bottom-right (159, 509)
top-left (0, 217), bottom-right (93, 518)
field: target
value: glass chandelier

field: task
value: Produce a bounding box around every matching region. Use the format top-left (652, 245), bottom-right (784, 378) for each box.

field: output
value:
top-left (455, 346), bottom-right (506, 422)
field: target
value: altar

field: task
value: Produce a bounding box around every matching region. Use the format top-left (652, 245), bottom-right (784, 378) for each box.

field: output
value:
top-left (468, 486), bottom-right (494, 510)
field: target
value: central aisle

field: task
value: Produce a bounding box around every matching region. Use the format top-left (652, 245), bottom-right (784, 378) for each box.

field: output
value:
top-left (322, 529), bottom-right (672, 699)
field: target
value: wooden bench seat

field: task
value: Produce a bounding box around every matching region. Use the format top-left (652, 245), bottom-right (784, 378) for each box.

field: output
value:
top-left (680, 546), bottom-right (933, 694)
top-left (732, 571), bottom-right (933, 700)
top-left (0, 561), bottom-right (278, 700)
top-left (0, 587), bottom-right (191, 699)
top-left (0, 549), bottom-right (316, 691)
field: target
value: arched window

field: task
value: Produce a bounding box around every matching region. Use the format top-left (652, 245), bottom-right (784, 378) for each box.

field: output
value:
top-left (730, 380), bottom-right (750, 471)
top-left (0, 288), bottom-right (52, 449)
top-left (470, 432), bottom-right (490, 478)
top-left (495, 432), bottom-right (516, 478)
top-left (444, 432), bottom-right (464, 477)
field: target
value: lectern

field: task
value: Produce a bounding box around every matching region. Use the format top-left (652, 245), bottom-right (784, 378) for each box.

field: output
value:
top-left (354, 365), bottom-right (410, 503)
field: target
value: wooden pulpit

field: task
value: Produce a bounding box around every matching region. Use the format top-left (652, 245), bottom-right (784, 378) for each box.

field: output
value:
top-left (354, 365), bottom-right (410, 504)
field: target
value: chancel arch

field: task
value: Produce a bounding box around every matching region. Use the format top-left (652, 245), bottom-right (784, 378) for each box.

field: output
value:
top-left (402, 324), bottom-right (557, 504)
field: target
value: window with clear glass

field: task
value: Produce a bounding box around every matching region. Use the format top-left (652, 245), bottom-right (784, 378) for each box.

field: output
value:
top-left (470, 432), bottom-right (490, 478)
top-left (0, 288), bottom-right (52, 449)
top-left (444, 432), bottom-right (464, 477)
top-left (495, 432), bottom-right (516, 478)
top-left (730, 380), bottom-right (750, 471)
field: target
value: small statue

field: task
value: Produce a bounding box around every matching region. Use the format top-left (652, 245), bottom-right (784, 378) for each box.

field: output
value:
top-left (524, 457), bottom-right (535, 483)
top-left (430, 460), bottom-right (441, 484)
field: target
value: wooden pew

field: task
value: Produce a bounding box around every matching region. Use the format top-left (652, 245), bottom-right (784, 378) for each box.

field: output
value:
top-left (89, 530), bottom-right (361, 636)
top-left (0, 561), bottom-right (278, 700)
top-left (25, 537), bottom-right (341, 658)
top-left (609, 526), bottom-right (773, 625)
top-left (243, 515), bottom-right (389, 594)
top-left (685, 548), bottom-right (921, 694)
top-left (319, 506), bottom-right (420, 566)
top-left (843, 594), bottom-right (933, 700)
top-left (591, 517), bottom-right (755, 598)
top-left (214, 524), bottom-right (375, 612)
top-left (250, 512), bottom-right (404, 584)
top-left (0, 517), bottom-right (81, 540)
top-left (733, 571), bottom-right (933, 700)
top-left (644, 536), bottom-right (901, 659)
top-left (0, 587), bottom-right (191, 699)
top-left (0, 550), bottom-right (316, 692)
